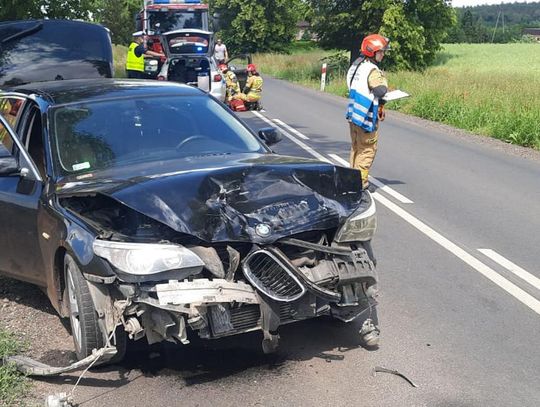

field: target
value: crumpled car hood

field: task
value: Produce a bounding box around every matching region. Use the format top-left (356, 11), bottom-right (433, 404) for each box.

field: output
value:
top-left (56, 154), bottom-right (363, 243)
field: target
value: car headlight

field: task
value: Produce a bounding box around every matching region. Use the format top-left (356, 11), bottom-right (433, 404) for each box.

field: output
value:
top-left (93, 240), bottom-right (204, 275)
top-left (334, 191), bottom-right (377, 243)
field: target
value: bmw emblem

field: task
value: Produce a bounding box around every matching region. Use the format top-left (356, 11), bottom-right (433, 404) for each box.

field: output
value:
top-left (255, 223), bottom-right (272, 237)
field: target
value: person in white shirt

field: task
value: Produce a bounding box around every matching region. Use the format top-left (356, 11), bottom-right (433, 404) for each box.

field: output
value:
top-left (213, 39), bottom-right (228, 64)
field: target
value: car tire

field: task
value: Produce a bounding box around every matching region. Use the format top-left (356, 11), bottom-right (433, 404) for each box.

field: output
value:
top-left (65, 254), bottom-right (104, 361)
top-left (65, 254), bottom-right (128, 364)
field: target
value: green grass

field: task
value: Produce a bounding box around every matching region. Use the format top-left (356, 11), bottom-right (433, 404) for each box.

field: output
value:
top-left (254, 43), bottom-right (540, 149)
top-left (0, 330), bottom-right (27, 406)
top-left (113, 44), bottom-right (128, 78)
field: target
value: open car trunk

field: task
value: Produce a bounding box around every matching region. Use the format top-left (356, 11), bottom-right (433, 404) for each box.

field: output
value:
top-left (166, 56), bottom-right (212, 91)
top-left (161, 29), bottom-right (215, 92)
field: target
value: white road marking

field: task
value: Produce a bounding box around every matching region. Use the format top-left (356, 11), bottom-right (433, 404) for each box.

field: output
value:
top-left (272, 119), bottom-right (310, 139)
top-left (373, 192), bottom-right (540, 315)
top-left (251, 111), bottom-right (331, 163)
top-left (328, 153), bottom-right (414, 204)
top-left (478, 249), bottom-right (540, 291)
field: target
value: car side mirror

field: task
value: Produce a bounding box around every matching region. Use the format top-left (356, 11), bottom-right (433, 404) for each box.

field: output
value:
top-left (0, 156), bottom-right (20, 176)
top-left (258, 127), bottom-right (282, 146)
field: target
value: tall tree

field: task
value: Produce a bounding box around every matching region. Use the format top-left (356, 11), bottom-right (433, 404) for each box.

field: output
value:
top-left (308, 0), bottom-right (456, 70)
top-left (93, 0), bottom-right (142, 45)
top-left (212, 0), bottom-right (303, 53)
top-left (0, 0), bottom-right (41, 20)
top-left (0, 0), bottom-right (98, 20)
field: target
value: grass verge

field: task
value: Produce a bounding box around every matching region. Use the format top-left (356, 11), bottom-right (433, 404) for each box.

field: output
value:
top-left (0, 330), bottom-right (28, 406)
top-left (254, 44), bottom-right (540, 150)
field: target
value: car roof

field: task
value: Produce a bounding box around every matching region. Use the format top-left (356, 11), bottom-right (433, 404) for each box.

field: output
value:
top-left (11, 78), bottom-right (205, 105)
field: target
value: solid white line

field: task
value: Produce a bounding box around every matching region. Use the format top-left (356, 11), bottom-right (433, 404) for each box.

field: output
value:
top-left (272, 119), bottom-right (310, 139)
top-left (251, 111), bottom-right (331, 163)
top-left (478, 249), bottom-right (540, 291)
top-left (373, 192), bottom-right (540, 315)
top-left (328, 153), bottom-right (414, 204)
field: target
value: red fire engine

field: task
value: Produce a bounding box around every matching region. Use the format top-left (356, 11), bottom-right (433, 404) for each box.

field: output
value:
top-left (136, 0), bottom-right (211, 73)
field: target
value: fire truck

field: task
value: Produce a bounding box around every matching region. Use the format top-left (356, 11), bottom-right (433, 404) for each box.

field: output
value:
top-left (135, 0), bottom-right (212, 77)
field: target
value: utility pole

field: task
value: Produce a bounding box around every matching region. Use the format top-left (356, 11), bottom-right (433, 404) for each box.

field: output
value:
top-left (491, 8), bottom-right (501, 43)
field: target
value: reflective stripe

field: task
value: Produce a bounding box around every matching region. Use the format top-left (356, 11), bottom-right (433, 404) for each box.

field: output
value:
top-left (345, 61), bottom-right (381, 133)
top-left (126, 42), bottom-right (144, 72)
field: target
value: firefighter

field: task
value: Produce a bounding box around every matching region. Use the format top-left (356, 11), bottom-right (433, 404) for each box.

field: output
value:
top-left (125, 31), bottom-right (165, 79)
top-left (219, 64), bottom-right (242, 102)
top-left (243, 63), bottom-right (263, 104)
top-left (346, 34), bottom-right (390, 190)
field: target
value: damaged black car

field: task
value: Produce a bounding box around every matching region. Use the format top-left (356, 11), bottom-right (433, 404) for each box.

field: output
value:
top-left (0, 79), bottom-right (379, 365)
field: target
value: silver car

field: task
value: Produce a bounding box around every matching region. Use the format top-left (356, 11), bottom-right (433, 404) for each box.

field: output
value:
top-left (156, 29), bottom-right (226, 101)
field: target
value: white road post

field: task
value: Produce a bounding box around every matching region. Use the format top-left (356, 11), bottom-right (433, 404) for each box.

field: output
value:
top-left (320, 63), bottom-right (327, 92)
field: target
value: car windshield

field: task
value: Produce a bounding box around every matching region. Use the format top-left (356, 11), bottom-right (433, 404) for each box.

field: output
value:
top-left (50, 95), bottom-right (264, 176)
top-left (149, 10), bottom-right (204, 33)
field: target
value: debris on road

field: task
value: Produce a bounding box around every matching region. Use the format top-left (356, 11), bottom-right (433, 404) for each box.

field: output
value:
top-left (373, 366), bottom-right (418, 388)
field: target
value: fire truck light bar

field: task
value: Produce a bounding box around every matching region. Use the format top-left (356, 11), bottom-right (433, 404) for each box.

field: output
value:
top-left (151, 0), bottom-right (201, 4)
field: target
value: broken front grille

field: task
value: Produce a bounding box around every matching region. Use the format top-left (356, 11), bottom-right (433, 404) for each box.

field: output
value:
top-left (242, 249), bottom-right (306, 302)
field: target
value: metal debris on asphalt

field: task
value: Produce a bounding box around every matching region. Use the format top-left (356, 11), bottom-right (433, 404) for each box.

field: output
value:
top-left (373, 366), bottom-right (418, 388)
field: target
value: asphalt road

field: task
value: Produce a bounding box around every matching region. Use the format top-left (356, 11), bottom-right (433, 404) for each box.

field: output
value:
top-left (38, 78), bottom-right (540, 407)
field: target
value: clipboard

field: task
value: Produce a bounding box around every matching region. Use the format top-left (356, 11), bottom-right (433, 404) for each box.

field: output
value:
top-left (382, 90), bottom-right (410, 102)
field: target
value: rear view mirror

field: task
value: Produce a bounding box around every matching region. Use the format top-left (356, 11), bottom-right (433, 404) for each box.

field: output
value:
top-left (258, 127), bottom-right (282, 146)
top-left (0, 156), bottom-right (19, 176)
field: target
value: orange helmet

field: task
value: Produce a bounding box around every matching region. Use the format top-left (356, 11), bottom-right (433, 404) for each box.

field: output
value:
top-left (361, 34), bottom-right (390, 58)
top-left (247, 63), bottom-right (257, 73)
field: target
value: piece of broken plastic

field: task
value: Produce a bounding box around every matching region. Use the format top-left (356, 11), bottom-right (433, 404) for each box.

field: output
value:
top-left (3, 347), bottom-right (117, 376)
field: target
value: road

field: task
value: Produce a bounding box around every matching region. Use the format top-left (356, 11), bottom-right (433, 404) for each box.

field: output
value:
top-left (37, 78), bottom-right (540, 406)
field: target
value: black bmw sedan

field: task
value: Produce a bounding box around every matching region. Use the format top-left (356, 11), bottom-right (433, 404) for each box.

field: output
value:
top-left (0, 79), bottom-right (379, 364)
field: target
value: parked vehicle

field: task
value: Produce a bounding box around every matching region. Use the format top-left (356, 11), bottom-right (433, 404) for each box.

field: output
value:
top-left (156, 29), bottom-right (225, 101)
top-left (0, 19), bottom-right (113, 87)
top-left (135, 0), bottom-right (218, 80)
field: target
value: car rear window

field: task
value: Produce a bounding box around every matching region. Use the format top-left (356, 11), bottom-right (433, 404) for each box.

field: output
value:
top-left (0, 20), bottom-right (113, 85)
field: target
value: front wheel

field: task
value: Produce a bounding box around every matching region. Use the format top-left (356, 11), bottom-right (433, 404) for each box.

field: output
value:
top-left (65, 254), bottom-right (126, 363)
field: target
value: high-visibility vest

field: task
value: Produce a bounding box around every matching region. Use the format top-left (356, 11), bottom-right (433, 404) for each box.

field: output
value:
top-left (126, 42), bottom-right (144, 72)
top-left (346, 60), bottom-right (380, 133)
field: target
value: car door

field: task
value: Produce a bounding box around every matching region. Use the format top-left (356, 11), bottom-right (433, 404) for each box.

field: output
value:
top-left (0, 97), bottom-right (46, 286)
top-left (227, 54), bottom-right (252, 91)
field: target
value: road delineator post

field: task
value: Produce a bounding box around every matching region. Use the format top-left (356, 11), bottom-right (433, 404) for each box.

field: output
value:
top-left (320, 63), bottom-right (327, 91)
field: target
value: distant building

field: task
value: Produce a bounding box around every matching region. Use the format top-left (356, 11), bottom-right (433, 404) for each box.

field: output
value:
top-left (296, 21), bottom-right (314, 41)
top-left (523, 28), bottom-right (540, 41)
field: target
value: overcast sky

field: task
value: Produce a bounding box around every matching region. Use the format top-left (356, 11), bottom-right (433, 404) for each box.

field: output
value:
top-left (452, 0), bottom-right (538, 7)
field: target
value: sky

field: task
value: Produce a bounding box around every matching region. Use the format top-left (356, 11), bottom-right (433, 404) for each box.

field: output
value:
top-left (452, 0), bottom-right (538, 7)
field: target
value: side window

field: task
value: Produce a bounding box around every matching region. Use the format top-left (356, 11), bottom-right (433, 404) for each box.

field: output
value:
top-left (0, 121), bottom-right (14, 158)
top-left (0, 98), bottom-right (24, 154)
top-left (25, 108), bottom-right (46, 179)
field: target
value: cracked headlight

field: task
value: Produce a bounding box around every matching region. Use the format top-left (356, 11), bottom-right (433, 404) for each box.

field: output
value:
top-left (334, 191), bottom-right (377, 243)
top-left (93, 240), bottom-right (204, 276)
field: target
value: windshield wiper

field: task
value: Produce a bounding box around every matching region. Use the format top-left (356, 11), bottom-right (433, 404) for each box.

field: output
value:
top-left (1, 22), bottom-right (43, 45)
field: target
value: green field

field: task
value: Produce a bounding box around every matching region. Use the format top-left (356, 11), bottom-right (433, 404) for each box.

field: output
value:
top-left (255, 44), bottom-right (540, 149)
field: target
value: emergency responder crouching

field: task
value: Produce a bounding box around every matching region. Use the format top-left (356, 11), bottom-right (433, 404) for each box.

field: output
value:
top-left (125, 31), bottom-right (165, 79)
top-left (346, 34), bottom-right (390, 190)
top-left (242, 63), bottom-right (263, 109)
top-left (219, 63), bottom-right (243, 102)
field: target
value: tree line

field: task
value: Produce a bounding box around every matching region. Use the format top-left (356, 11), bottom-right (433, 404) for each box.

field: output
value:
top-left (1, 1), bottom-right (537, 72)
top-left (446, 2), bottom-right (540, 44)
